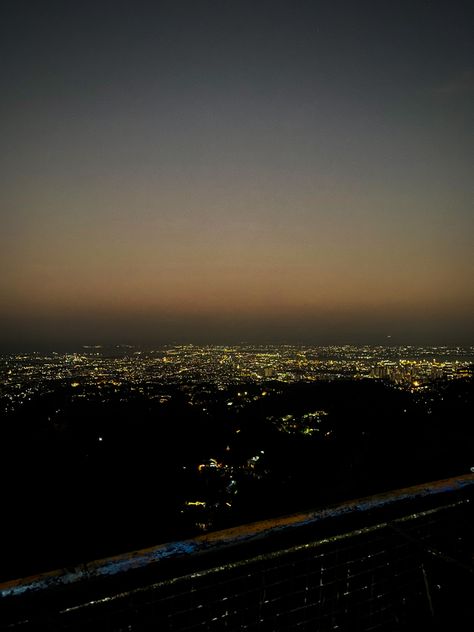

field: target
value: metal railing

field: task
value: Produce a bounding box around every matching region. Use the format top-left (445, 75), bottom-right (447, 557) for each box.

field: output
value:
top-left (1, 474), bottom-right (473, 630)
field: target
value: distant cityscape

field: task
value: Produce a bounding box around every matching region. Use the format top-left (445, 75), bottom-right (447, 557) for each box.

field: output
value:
top-left (1, 343), bottom-right (473, 580)
top-left (2, 344), bottom-right (473, 415)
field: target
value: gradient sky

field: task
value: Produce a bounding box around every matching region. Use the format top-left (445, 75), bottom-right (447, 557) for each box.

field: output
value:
top-left (1, 1), bottom-right (473, 349)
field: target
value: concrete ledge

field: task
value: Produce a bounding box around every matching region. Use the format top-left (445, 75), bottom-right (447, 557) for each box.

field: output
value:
top-left (2, 473), bottom-right (473, 600)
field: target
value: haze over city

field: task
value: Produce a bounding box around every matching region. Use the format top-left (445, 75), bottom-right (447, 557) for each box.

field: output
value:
top-left (1, 1), bottom-right (473, 349)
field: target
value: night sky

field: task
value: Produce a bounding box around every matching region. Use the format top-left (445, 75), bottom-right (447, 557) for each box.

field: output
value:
top-left (1, 1), bottom-right (473, 349)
